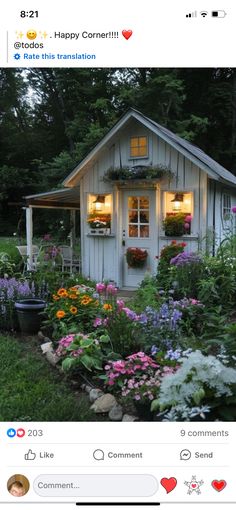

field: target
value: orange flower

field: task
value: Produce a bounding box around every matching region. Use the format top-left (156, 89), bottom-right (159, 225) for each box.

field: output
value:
top-left (69, 286), bottom-right (78, 291)
top-left (57, 288), bottom-right (68, 297)
top-left (56, 310), bottom-right (66, 319)
top-left (103, 303), bottom-right (113, 311)
top-left (70, 306), bottom-right (78, 314)
top-left (81, 295), bottom-right (93, 305)
top-left (52, 294), bottom-right (59, 301)
top-left (68, 293), bottom-right (78, 299)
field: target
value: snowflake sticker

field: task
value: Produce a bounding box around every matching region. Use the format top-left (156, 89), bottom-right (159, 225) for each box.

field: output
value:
top-left (184, 475), bottom-right (204, 495)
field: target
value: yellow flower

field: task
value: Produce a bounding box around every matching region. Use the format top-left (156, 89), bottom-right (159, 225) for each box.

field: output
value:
top-left (103, 303), bottom-right (113, 311)
top-left (56, 310), bottom-right (66, 319)
top-left (69, 286), bottom-right (78, 291)
top-left (70, 306), bottom-right (78, 314)
top-left (57, 288), bottom-right (68, 298)
top-left (52, 294), bottom-right (59, 301)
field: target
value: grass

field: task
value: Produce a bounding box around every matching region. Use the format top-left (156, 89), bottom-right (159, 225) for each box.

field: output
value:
top-left (0, 334), bottom-right (99, 421)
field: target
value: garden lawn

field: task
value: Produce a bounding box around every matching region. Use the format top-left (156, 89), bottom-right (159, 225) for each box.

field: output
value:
top-left (0, 335), bottom-right (98, 421)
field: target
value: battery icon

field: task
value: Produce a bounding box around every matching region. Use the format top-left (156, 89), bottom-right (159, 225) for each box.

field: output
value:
top-left (211, 10), bottom-right (227, 17)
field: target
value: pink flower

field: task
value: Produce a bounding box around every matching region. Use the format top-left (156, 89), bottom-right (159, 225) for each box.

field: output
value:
top-left (190, 299), bottom-right (198, 305)
top-left (93, 317), bottom-right (103, 327)
top-left (106, 284), bottom-right (117, 295)
top-left (185, 215), bottom-right (192, 222)
top-left (116, 299), bottom-right (125, 311)
top-left (96, 282), bottom-right (106, 294)
top-left (232, 206), bottom-right (236, 213)
top-left (184, 222), bottom-right (190, 230)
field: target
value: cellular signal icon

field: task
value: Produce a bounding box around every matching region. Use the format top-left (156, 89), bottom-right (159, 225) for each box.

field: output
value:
top-left (186, 11), bottom-right (197, 18)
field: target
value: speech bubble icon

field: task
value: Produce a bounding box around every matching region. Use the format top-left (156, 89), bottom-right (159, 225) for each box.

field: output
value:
top-left (93, 449), bottom-right (104, 461)
top-left (180, 449), bottom-right (191, 460)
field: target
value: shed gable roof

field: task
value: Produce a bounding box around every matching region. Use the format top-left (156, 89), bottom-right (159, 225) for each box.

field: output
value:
top-left (63, 108), bottom-right (236, 187)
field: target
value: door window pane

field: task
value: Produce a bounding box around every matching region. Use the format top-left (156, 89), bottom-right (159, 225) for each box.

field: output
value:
top-left (128, 196), bottom-right (150, 238)
top-left (140, 196), bottom-right (149, 209)
top-left (129, 225), bottom-right (138, 237)
top-left (140, 225), bottom-right (149, 237)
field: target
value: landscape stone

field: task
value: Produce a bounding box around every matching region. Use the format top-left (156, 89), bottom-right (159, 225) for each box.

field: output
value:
top-left (89, 388), bottom-right (104, 403)
top-left (45, 351), bottom-right (60, 366)
top-left (109, 404), bottom-right (123, 421)
top-left (41, 341), bottom-right (53, 354)
top-left (91, 394), bottom-right (117, 413)
top-left (122, 414), bottom-right (139, 422)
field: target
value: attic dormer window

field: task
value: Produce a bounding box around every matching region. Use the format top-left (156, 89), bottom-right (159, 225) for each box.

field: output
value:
top-left (130, 136), bottom-right (148, 157)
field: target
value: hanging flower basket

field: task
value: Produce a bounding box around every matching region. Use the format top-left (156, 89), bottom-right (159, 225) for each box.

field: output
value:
top-left (125, 247), bottom-right (148, 268)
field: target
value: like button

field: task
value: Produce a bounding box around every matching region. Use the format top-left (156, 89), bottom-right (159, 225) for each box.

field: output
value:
top-left (25, 449), bottom-right (36, 461)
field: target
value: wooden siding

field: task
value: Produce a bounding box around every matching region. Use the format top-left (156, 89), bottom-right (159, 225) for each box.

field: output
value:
top-left (78, 119), bottom-right (236, 284)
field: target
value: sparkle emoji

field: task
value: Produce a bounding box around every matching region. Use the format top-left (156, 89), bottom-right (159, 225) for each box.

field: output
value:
top-left (26, 29), bottom-right (37, 40)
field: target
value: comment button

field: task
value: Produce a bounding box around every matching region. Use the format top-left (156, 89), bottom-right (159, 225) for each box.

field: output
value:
top-left (34, 474), bottom-right (158, 497)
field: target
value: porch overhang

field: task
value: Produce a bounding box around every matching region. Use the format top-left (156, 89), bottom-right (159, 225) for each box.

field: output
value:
top-left (25, 187), bottom-right (80, 210)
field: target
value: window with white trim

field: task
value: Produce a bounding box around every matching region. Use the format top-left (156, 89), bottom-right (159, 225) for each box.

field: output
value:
top-left (222, 193), bottom-right (231, 220)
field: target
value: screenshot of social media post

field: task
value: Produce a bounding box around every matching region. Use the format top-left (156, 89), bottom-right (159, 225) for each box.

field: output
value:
top-left (0, 0), bottom-right (236, 506)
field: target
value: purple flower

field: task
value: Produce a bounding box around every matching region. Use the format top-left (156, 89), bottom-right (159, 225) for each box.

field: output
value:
top-left (232, 206), bottom-right (236, 213)
top-left (170, 252), bottom-right (202, 266)
top-left (151, 345), bottom-right (158, 356)
top-left (165, 348), bottom-right (182, 361)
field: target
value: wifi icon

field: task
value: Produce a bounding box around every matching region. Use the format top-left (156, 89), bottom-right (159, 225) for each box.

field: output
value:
top-left (200, 11), bottom-right (208, 17)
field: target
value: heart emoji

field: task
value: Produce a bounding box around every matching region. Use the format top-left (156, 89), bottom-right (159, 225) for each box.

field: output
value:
top-left (191, 483), bottom-right (197, 488)
top-left (17, 428), bottom-right (25, 438)
top-left (122, 30), bottom-right (133, 40)
top-left (211, 480), bottom-right (227, 492)
top-left (161, 477), bottom-right (177, 494)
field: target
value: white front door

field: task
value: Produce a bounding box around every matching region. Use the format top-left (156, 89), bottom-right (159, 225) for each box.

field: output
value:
top-left (122, 190), bottom-right (157, 288)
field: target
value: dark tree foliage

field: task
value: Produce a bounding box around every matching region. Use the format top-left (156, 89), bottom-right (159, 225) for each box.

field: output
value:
top-left (0, 67), bottom-right (236, 234)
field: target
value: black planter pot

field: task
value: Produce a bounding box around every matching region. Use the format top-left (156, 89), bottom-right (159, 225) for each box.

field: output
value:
top-left (15, 299), bottom-right (46, 335)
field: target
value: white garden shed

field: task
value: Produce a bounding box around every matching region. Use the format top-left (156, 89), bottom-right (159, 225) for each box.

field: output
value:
top-left (25, 108), bottom-right (236, 288)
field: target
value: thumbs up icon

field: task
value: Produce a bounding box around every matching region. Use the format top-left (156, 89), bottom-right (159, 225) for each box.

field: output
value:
top-left (24, 449), bottom-right (36, 460)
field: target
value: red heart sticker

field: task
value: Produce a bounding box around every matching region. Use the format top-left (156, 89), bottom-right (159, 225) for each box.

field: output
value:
top-left (211, 480), bottom-right (227, 492)
top-left (17, 428), bottom-right (25, 438)
top-left (122, 30), bottom-right (133, 40)
top-left (191, 483), bottom-right (197, 488)
top-left (160, 477), bottom-right (177, 494)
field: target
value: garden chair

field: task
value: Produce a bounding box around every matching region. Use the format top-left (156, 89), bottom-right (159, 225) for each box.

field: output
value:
top-left (58, 245), bottom-right (81, 273)
top-left (16, 245), bottom-right (40, 273)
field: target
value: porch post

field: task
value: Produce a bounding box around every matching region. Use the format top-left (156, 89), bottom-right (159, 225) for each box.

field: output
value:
top-left (70, 209), bottom-right (76, 273)
top-left (26, 207), bottom-right (33, 270)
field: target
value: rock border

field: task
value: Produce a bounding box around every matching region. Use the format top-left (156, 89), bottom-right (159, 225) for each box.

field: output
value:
top-left (39, 331), bottom-right (138, 422)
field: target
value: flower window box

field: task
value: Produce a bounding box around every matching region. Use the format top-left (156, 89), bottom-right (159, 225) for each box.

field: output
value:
top-left (89, 227), bottom-right (111, 236)
top-left (87, 193), bottom-right (112, 235)
top-left (163, 191), bottom-right (193, 236)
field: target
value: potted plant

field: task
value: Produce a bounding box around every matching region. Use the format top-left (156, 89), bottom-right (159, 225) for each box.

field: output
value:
top-left (87, 214), bottom-right (111, 235)
top-left (163, 213), bottom-right (192, 236)
top-left (125, 247), bottom-right (148, 268)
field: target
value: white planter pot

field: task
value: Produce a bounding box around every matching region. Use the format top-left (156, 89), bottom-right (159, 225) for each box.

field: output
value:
top-left (89, 228), bottom-right (110, 235)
